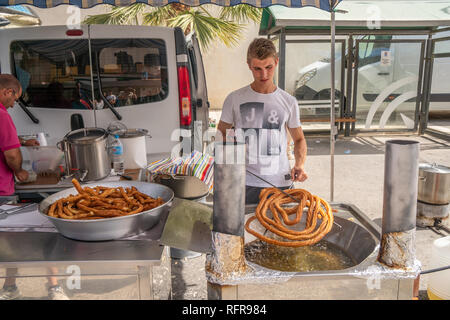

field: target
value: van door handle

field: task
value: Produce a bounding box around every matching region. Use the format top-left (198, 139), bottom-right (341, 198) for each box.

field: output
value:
top-left (377, 72), bottom-right (390, 76)
top-left (196, 99), bottom-right (203, 108)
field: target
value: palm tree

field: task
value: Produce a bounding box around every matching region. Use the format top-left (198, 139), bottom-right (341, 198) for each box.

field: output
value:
top-left (83, 4), bottom-right (261, 51)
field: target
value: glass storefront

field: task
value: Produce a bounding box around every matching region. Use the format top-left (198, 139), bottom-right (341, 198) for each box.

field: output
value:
top-left (284, 40), bottom-right (343, 131)
top-left (353, 38), bottom-right (423, 131)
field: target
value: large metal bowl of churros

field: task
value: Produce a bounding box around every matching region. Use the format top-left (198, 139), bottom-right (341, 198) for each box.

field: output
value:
top-left (38, 180), bottom-right (174, 241)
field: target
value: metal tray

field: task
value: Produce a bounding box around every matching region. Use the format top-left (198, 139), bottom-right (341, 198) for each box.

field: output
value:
top-left (38, 181), bottom-right (174, 241)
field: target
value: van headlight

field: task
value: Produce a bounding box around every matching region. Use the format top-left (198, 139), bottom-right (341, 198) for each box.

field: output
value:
top-left (296, 68), bottom-right (317, 88)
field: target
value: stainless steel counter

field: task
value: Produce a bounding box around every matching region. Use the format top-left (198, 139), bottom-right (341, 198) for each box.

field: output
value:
top-left (0, 232), bottom-right (165, 266)
top-left (0, 208), bottom-right (171, 300)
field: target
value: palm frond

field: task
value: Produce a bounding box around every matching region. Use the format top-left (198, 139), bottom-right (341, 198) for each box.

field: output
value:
top-left (142, 5), bottom-right (177, 26)
top-left (168, 10), bottom-right (243, 50)
top-left (83, 4), bottom-right (147, 25)
top-left (83, 4), bottom-right (254, 51)
top-left (219, 4), bottom-right (262, 24)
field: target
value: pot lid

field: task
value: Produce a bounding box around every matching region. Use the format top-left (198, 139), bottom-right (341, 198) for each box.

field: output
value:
top-left (107, 121), bottom-right (127, 134)
top-left (419, 163), bottom-right (450, 174)
top-left (112, 128), bottom-right (149, 138)
top-left (66, 128), bottom-right (107, 144)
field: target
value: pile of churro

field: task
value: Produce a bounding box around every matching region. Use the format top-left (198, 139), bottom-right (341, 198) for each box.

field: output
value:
top-left (45, 179), bottom-right (164, 220)
top-left (245, 188), bottom-right (333, 247)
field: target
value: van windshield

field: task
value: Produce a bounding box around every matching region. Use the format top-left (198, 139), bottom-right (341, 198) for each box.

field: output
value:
top-left (11, 38), bottom-right (168, 110)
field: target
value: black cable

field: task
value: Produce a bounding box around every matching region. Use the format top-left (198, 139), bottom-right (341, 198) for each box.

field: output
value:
top-left (434, 222), bottom-right (450, 234)
top-left (428, 226), bottom-right (447, 237)
top-left (421, 265), bottom-right (450, 275)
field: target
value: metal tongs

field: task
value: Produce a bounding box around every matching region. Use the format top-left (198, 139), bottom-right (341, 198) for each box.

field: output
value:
top-left (0, 203), bottom-right (37, 220)
top-left (246, 170), bottom-right (304, 203)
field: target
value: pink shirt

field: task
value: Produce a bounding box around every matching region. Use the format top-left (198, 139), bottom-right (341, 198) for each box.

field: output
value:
top-left (0, 102), bottom-right (21, 195)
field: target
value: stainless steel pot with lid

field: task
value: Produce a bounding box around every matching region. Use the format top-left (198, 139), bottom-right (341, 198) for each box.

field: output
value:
top-left (108, 122), bottom-right (152, 169)
top-left (418, 163), bottom-right (450, 205)
top-left (58, 128), bottom-right (111, 181)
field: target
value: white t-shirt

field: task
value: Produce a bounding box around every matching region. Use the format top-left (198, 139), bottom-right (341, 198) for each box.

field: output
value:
top-left (220, 85), bottom-right (301, 187)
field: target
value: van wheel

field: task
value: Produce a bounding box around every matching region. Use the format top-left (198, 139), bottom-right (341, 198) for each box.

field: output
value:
top-left (313, 89), bottom-right (345, 115)
top-left (313, 88), bottom-right (342, 100)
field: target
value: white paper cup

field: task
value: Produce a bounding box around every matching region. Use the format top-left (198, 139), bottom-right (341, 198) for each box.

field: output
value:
top-left (37, 132), bottom-right (47, 146)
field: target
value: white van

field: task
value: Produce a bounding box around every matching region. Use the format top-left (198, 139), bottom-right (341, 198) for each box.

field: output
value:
top-left (293, 34), bottom-right (450, 118)
top-left (0, 25), bottom-right (209, 161)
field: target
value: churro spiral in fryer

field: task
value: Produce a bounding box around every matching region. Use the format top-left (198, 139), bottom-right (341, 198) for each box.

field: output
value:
top-left (244, 188), bottom-right (334, 247)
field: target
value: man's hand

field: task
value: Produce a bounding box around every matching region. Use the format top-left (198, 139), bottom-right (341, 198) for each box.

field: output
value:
top-left (216, 120), bottom-right (233, 142)
top-left (22, 139), bottom-right (40, 146)
top-left (291, 165), bottom-right (308, 182)
top-left (15, 169), bottom-right (29, 182)
top-left (288, 126), bottom-right (308, 183)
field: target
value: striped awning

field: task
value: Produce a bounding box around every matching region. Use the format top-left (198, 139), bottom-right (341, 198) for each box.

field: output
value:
top-left (0, 0), bottom-right (341, 10)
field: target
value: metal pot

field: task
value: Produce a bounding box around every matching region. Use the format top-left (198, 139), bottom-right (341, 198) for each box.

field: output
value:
top-left (57, 128), bottom-right (111, 182)
top-left (110, 128), bottom-right (151, 169)
top-left (418, 163), bottom-right (450, 205)
top-left (156, 175), bottom-right (209, 200)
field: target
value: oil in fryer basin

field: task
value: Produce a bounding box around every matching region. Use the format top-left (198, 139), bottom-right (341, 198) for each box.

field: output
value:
top-left (245, 239), bottom-right (355, 273)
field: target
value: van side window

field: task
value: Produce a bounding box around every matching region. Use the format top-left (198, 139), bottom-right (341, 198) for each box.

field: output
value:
top-left (358, 35), bottom-right (393, 68)
top-left (91, 39), bottom-right (168, 107)
top-left (10, 40), bottom-right (93, 110)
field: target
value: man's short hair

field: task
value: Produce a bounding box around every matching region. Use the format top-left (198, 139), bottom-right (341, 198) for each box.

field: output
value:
top-left (0, 74), bottom-right (21, 93)
top-left (247, 38), bottom-right (278, 63)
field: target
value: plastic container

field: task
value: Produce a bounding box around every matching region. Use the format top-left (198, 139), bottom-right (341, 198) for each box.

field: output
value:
top-left (428, 236), bottom-right (450, 300)
top-left (110, 135), bottom-right (124, 175)
top-left (24, 146), bottom-right (64, 174)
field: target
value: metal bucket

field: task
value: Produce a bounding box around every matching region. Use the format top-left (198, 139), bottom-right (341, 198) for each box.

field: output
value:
top-left (111, 128), bottom-right (151, 170)
top-left (418, 163), bottom-right (450, 205)
top-left (58, 128), bottom-right (111, 182)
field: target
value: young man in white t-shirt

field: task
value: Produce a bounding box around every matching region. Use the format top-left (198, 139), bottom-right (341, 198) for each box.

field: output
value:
top-left (217, 38), bottom-right (308, 204)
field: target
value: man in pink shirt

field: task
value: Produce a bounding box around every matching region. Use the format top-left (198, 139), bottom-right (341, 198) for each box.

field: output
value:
top-left (0, 75), bottom-right (69, 300)
top-left (0, 74), bottom-right (37, 195)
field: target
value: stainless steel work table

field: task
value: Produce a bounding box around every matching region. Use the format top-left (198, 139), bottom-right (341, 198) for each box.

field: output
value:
top-left (0, 209), bottom-right (172, 300)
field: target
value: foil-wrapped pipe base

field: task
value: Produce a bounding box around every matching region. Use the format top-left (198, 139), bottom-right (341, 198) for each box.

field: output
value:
top-left (378, 228), bottom-right (416, 269)
top-left (205, 231), bottom-right (249, 284)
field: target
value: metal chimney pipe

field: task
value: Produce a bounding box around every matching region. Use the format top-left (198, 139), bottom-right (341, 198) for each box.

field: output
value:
top-left (378, 139), bottom-right (420, 269)
top-left (206, 142), bottom-right (248, 291)
top-left (212, 142), bottom-right (246, 236)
